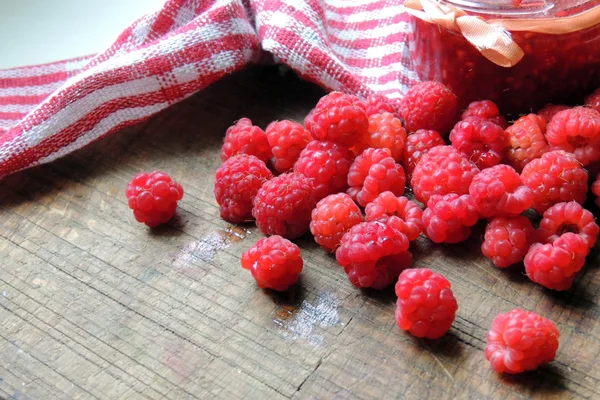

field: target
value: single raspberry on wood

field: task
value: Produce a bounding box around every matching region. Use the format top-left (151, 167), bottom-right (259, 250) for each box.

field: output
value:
top-left (336, 220), bottom-right (412, 289)
top-left (537, 202), bottom-right (599, 249)
top-left (585, 88), bottom-right (600, 113)
top-left (395, 268), bottom-right (458, 339)
top-left (365, 191), bottom-right (423, 241)
top-left (304, 92), bottom-right (368, 146)
top-left (221, 118), bottom-right (272, 163)
top-left (422, 194), bottom-right (480, 243)
top-left (485, 309), bottom-right (559, 374)
top-left (266, 120), bottom-right (312, 173)
top-left (482, 216), bottom-right (537, 268)
top-left (214, 154), bottom-right (273, 223)
top-left (524, 233), bottom-right (590, 291)
top-left (355, 112), bottom-right (407, 160)
top-left (347, 148), bottom-right (406, 207)
top-left (399, 81), bottom-right (458, 134)
top-left (252, 173), bottom-right (317, 239)
top-left (506, 114), bottom-right (549, 171)
top-left (449, 117), bottom-right (509, 169)
top-left (521, 150), bottom-right (588, 213)
top-left (241, 236), bottom-right (303, 291)
top-left (537, 104), bottom-right (569, 123)
top-left (545, 106), bottom-right (600, 166)
top-left (411, 145), bottom-right (480, 204)
top-left (593, 172), bottom-right (600, 207)
top-left (401, 129), bottom-right (445, 177)
top-left (363, 94), bottom-right (398, 117)
top-left (126, 171), bottom-right (184, 228)
top-left (310, 193), bottom-right (363, 252)
top-left (469, 164), bottom-right (533, 218)
top-left (461, 100), bottom-right (508, 128)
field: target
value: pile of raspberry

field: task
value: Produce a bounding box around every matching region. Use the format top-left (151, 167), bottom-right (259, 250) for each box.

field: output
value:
top-left (128, 81), bottom-right (600, 376)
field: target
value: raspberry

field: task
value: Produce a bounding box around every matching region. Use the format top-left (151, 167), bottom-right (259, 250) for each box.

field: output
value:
top-left (521, 150), bottom-right (588, 213)
top-left (485, 309), bottom-right (559, 374)
top-left (537, 202), bottom-right (599, 249)
top-left (506, 114), bottom-right (549, 171)
top-left (481, 216), bottom-right (537, 268)
top-left (593, 172), bottom-right (600, 207)
top-left (214, 154), bottom-right (273, 223)
top-left (293, 140), bottom-right (354, 200)
top-left (266, 120), bottom-right (312, 173)
top-left (411, 145), bottom-right (480, 204)
top-left (469, 165), bottom-right (533, 218)
top-left (310, 193), bottom-right (363, 252)
top-left (304, 92), bottom-right (368, 146)
top-left (399, 81), bottom-right (458, 134)
top-left (365, 191), bottom-right (423, 241)
top-left (524, 233), bottom-right (590, 291)
top-left (461, 100), bottom-right (508, 128)
top-left (449, 117), bottom-right (509, 169)
top-left (395, 268), bottom-right (458, 339)
top-left (241, 236), bottom-right (303, 291)
top-left (401, 129), bottom-right (445, 177)
top-left (252, 173), bottom-right (317, 239)
top-left (355, 112), bottom-right (407, 161)
top-left (363, 94), bottom-right (397, 117)
top-left (126, 171), bottom-right (184, 228)
top-left (336, 220), bottom-right (412, 289)
top-left (422, 194), bottom-right (480, 243)
top-left (221, 118), bottom-right (272, 163)
top-left (537, 104), bottom-right (569, 123)
top-left (346, 148), bottom-right (406, 207)
top-left (545, 107), bottom-right (600, 166)
top-left (584, 88), bottom-right (600, 113)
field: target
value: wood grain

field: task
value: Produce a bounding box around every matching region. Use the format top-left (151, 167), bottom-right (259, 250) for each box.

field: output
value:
top-left (0, 66), bottom-right (599, 400)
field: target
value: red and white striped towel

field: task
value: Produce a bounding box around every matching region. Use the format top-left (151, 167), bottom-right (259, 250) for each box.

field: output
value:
top-left (0, 0), bottom-right (418, 178)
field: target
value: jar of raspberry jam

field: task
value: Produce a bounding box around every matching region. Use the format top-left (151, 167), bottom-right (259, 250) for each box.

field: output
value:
top-left (406, 0), bottom-right (600, 114)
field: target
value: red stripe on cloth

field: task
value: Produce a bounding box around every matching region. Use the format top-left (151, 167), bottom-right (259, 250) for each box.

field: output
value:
top-left (0, 71), bottom-right (73, 88)
top-left (0, 94), bottom-right (50, 106)
top-left (0, 112), bottom-right (27, 120)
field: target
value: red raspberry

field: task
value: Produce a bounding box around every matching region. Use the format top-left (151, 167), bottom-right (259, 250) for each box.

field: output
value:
top-left (485, 309), bottom-right (559, 374)
top-left (521, 150), bottom-right (588, 213)
top-left (347, 148), bottom-right (406, 207)
top-left (221, 118), bottom-right (272, 163)
top-left (399, 81), bottom-right (458, 134)
top-left (537, 104), bottom-right (569, 123)
top-left (449, 117), bottom-right (509, 169)
top-left (241, 236), bottom-right (303, 291)
top-left (336, 220), bottom-right (412, 289)
top-left (355, 112), bottom-right (407, 161)
top-left (593, 172), bottom-right (600, 207)
top-left (422, 194), bottom-right (479, 243)
top-left (537, 202), bottom-right (599, 249)
top-left (401, 129), bottom-right (445, 177)
top-left (469, 165), bottom-right (533, 218)
top-left (545, 107), bottom-right (600, 166)
top-left (310, 193), bottom-right (363, 252)
top-left (266, 120), bottom-right (312, 173)
top-left (395, 268), bottom-right (458, 339)
top-left (252, 173), bottom-right (317, 239)
top-left (411, 145), bottom-right (480, 204)
top-left (293, 140), bottom-right (354, 200)
top-left (304, 92), bottom-right (368, 146)
top-left (126, 171), bottom-right (184, 228)
top-left (214, 154), bottom-right (273, 223)
top-left (461, 100), bottom-right (508, 128)
top-left (584, 88), bottom-right (600, 113)
top-left (525, 233), bottom-right (590, 291)
top-left (506, 114), bottom-right (549, 172)
top-left (481, 216), bottom-right (537, 268)
top-left (363, 94), bottom-right (397, 117)
top-left (365, 191), bottom-right (423, 241)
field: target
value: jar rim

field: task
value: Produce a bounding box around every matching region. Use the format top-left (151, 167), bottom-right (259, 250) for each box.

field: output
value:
top-left (442, 0), bottom-right (600, 18)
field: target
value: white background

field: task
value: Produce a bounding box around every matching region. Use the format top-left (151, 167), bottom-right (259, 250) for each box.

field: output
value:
top-left (0, 0), bottom-right (166, 69)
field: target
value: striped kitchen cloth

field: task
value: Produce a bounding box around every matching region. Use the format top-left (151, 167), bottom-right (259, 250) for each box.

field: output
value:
top-left (0, 0), bottom-right (419, 178)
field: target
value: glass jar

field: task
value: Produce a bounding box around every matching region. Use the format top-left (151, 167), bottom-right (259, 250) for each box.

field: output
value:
top-left (407, 0), bottom-right (600, 114)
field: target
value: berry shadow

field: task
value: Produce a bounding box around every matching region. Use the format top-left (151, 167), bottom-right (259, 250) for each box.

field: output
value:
top-left (499, 363), bottom-right (567, 396)
top-left (359, 284), bottom-right (397, 307)
top-left (265, 275), bottom-right (307, 311)
top-left (148, 213), bottom-right (187, 237)
top-left (416, 333), bottom-right (464, 362)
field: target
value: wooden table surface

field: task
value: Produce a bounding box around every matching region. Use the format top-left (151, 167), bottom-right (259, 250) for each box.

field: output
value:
top-left (1, 66), bottom-right (599, 400)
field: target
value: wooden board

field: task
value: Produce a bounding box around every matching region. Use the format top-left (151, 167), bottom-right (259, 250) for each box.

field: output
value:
top-left (0, 66), bottom-right (599, 400)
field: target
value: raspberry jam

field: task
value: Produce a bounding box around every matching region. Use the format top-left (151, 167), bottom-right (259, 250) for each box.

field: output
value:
top-left (408, 0), bottom-right (600, 114)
